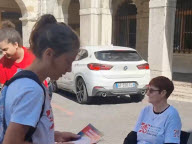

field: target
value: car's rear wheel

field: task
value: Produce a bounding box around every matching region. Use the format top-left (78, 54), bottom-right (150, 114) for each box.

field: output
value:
top-left (76, 78), bottom-right (90, 104)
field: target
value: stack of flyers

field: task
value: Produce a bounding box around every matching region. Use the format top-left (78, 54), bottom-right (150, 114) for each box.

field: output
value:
top-left (71, 123), bottom-right (104, 144)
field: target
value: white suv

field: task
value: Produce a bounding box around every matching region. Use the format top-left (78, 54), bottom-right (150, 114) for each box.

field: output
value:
top-left (53, 46), bottom-right (150, 104)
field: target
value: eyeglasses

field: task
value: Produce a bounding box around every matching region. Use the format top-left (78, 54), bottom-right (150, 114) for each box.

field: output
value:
top-left (146, 88), bottom-right (161, 93)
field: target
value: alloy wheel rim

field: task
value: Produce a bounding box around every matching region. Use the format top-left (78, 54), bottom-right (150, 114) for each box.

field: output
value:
top-left (76, 80), bottom-right (85, 102)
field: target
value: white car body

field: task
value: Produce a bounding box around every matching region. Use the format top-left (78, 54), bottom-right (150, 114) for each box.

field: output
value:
top-left (56, 45), bottom-right (150, 103)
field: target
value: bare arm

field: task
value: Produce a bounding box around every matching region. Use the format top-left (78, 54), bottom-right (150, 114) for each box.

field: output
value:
top-left (3, 122), bottom-right (32, 144)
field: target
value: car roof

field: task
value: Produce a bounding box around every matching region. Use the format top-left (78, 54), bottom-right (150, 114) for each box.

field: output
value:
top-left (80, 45), bottom-right (136, 53)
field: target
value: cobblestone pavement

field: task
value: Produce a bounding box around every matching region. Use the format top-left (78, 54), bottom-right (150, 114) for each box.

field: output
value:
top-left (52, 91), bottom-right (192, 144)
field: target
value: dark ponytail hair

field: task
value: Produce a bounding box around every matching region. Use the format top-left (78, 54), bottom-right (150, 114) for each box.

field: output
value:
top-left (29, 14), bottom-right (80, 58)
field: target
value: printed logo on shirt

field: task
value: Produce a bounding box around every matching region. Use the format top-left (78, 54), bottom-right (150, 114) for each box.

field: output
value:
top-left (138, 122), bottom-right (161, 137)
top-left (139, 122), bottom-right (150, 134)
top-left (46, 109), bottom-right (54, 130)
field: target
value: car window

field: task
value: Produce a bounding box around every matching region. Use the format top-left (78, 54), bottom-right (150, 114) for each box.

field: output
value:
top-left (75, 50), bottom-right (82, 61)
top-left (75, 49), bottom-right (88, 61)
top-left (94, 50), bottom-right (142, 61)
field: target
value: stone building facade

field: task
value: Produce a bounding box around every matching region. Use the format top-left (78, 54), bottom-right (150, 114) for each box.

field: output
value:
top-left (0, 0), bottom-right (191, 79)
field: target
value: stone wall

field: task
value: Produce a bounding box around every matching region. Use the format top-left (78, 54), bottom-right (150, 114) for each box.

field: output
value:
top-left (68, 0), bottom-right (80, 35)
top-left (111, 0), bottom-right (149, 61)
top-left (135, 0), bottom-right (149, 61)
top-left (173, 54), bottom-right (192, 73)
top-left (1, 0), bottom-right (191, 75)
top-left (0, 0), bottom-right (20, 11)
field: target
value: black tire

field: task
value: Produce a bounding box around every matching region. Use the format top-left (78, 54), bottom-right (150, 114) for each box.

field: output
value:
top-left (130, 94), bottom-right (144, 102)
top-left (76, 78), bottom-right (90, 104)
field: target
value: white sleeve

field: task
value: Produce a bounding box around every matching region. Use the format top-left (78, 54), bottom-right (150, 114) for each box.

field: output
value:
top-left (133, 107), bottom-right (145, 132)
top-left (164, 111), bottom-right (182, 143)
top-left (9, 83), bottom-right (44, 127)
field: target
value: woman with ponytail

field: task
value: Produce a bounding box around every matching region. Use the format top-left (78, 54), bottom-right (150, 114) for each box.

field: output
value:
top-left (2, 14), bottom-right (80, 144)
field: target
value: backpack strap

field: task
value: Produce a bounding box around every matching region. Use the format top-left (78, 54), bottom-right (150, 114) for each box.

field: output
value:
top-left (4, 70), bottom-right (46, 142)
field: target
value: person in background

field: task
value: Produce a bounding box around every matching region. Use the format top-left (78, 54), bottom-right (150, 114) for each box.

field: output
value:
top-left (124, 76), bottom-right (182, 144)
top-left (0, 20), bottom-right (16, 29)
top-left (0, 20), bottom-right (35, 84)
top-left (0, 20), bottom-right (48, 87)
top-left (3, 14), bottom-right (80, 144)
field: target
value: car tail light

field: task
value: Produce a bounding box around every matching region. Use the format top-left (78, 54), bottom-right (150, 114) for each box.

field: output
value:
top-left (87, 63), bottom-right (113, 71)
top-left (93, 86), bottom-right (104, 89)
top-left (137, 63), bottom-right (149, 70)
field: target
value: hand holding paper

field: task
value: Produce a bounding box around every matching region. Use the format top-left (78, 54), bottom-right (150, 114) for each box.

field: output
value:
top-left (55, 131), bottom-right (81, 143)
top-left (71, 124), bottom-right (103, 144)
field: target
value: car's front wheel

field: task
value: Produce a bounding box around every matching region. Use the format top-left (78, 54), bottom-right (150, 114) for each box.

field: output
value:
top-left (76, 78), bottom-right (90, 104)
top-left (49, 80), bottom-right (58, 93)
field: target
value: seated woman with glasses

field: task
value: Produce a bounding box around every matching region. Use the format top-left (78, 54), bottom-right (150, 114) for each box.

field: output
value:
top-left (124, 76), bottom-right (182, 144)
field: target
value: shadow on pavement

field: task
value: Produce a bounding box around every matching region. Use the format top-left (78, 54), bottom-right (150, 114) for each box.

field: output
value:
top-left (56, 90), bottom-right (144, 105)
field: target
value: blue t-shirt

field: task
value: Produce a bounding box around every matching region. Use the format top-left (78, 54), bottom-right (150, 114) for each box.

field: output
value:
top-left (5, 78), bottom-right (54, 144)
top-left (134, 105), bottom-right (182, 144)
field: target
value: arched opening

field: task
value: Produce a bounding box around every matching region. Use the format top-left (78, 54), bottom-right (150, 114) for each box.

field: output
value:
top-left (113, 0), bottom-right (137, 48)
top-left (0, 0), bottom-right (22, 36)
top-left (174, 0), bottom-right (192, 53)
top-left (68, 0), bottom-right (80, 35)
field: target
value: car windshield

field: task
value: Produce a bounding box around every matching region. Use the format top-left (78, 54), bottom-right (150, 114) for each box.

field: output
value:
top-left (94, 50), bottom-right (142, 61)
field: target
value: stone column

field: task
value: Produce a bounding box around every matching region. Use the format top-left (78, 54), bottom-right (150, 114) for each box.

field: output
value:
top-left (46, 0), bottom-right (54, 14)
top-left (20, 17), bottom-right (37, 47)
top-left (100, 8), bottom-right (112, 45)
top-left (62, 0), bottom-right (70, 24)
top-left (80, 7), bottom-right (112, 46)
top-left (55, 4), bottom-right (65, 22)
top-left (52, 0), bottom-right (65, 22)
top-left (14, 0), bottom-right (39, 47)
top-left (39, 0), bottom-right (47, 15)
top-left (148, 0), bottom-right (177, 79)
top-left (63, 14), bottom-right (68, 24)
top-left (40, 0), bottom-right (64, 22)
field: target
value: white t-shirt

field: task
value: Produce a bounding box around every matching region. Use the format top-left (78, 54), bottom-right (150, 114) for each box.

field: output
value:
top-left (134, 105), bottom-right (181, 144)
top-left (5, 78), bottom-right (54, 144)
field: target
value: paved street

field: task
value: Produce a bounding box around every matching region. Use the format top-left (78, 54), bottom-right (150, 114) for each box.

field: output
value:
top-left (52, 90), bottom-right (192, 144)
